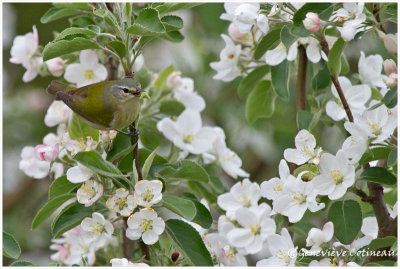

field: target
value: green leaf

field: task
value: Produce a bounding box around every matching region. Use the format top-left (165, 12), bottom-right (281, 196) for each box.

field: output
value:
top-left (191, 200), bottom-right (213, 229)
top-left (368, 236), bottom-right (397, 250)
top-left (297, 110), bottom-right (313, 130)
top-left (312, 63), bottom-right (330, 90)
top-left (161, 15), bottom-right (184, 31)
top-left (238, 65), bottom-right (269, 99)
top-left (187, 181), bottom-right (217, 204)
top-left (53, 3), bottom-right (93, 10)
top-left (246, 80), bottom-right (276, 123)
top-left (142, 147), bottom-right (158, 179)
top-left (127, 8), bottom-right (165, 36)
top-left (108, 40), bottom-right (127, 59)
top-left (52, 202), bottom-right (93, 238)
top-left (74, 151), bottom-right (124, 178)
top-left (49, 176), bottom-right (79, 199)
top-left (154, 65), bottom-right (175, 90)
top-left (161, 30), bottom-right (184, 43)
top-left (359, 147), bottom-right (392, 164)
top-left (68, 113), bottom-right (99, 141)
top-left (3, 231), bottom-right (21, 259)
top-left (9, 261), bottom-right (36, 266)
top-left (254, 27), bottom-right (282, 59)
top-left (340, 55), bottom-right (350, 74)
top-left (93, 8), bottom-right (120, 31)
top-left (139, 126), bottom-right (162, 150)
top-left (359, 167), bottom-right (397, 185)
top-left (371, 88), bottom-right (383, 100)
top-left (328, 38), bottom-right (346, 77)
top-left (388, 148), bottom-right (397, 167)
top-left (157, 160), bottom-right (209, 183)
top-left (382, 87), bottom-right (397, 108)
top-left (155, 3), bottom-right (201, 14)
top-left (42, 37), bottom-right (101, 61)
top-left (162, 195), bottom-right (196, 220)
top-left (41, 7), bottom-right (82, 23)
top-left (291, 3), bottom-right (333, 36)
top-left (365, 260), bottom-right (396, 266)
top-left (159, 100), bottom-right (185, 116)
top-left (271, 60), bottom-right (290, 101)
top-left (107, 133), bottom-right (135, 162)
top-left (165, 219), bottom-right (213, 266)
top-left (55, 27), bottom-right (96, 41)
top-left (328, 200), bottom-right (362, 244)
top-left (287, 222), bottom-right (316, 238)
top-left (281, 25), bottom-right (297, 48)
top-left (32, 194), bottom-right (76, 229)
top-left (70, 16), bottom-right (96, 28)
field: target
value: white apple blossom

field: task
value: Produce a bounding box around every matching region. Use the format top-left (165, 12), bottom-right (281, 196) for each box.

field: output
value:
top-left (383, 59), bottom-right (398, 88)
top-left (217, 178), bottom-right (261, 219)
top-left (110, 258), bottom-right (149, 267)
top-left (77, 180), bottom-right (103, 207)
top-left (311, 150), bottom-right (355, 200)
top-left (46, 57), bottom-right (64, 77)
top-left (382, 33), bottom-right (397, 55)
top-left (358, 52), bottom-right (386, 89)
top-left (260, 159), bottom-right (291, 200)
top-left (61, 132), bottom-right (98, 156)
top-left (335, 3), bottom-right (366, 41)
top-left (34, 142), bottom-right (59, 162)
top-left (81, 212), bottom-right (114, 248)
top-left (99, 130), bottom-right (118, 144)
top-left (156, 109), bottom-right (217, 155)
top-left (305, 222), bottom-right (334, 252)
top-left (341, 135), bottom-right (367, 164)
top-left (228, 23), bottom-right (252, 45)
top-left (204, 233), bottom-right (247, 266)
top-left (44, 101), bottom-right (73, 127)
top-left (273, 176), bottom-right (325, 223)
top-left (265, 42), bottom-right (296, 66)
top-left (134, 180), bottom-right (163, 208)
top-left (227, 203), bottom-right (276, 254)
top-left (126, 208), bottom-right (165, 245)
top-left (50, 243), bottom-right (69, 265)
top-left (19, 146), bottom-right (50, 179)
top-left (106, 188), bottom-right (137, 217)
top-left (284, 129), bottom-right (323, 165)
top-left (66, 163), bottom-right (93, 183)
top-left (10, 25), bottom-right (43, 82)
top-left (326, 76), bottom-right (371, 121)
top-left (51, 162), bottom-right (65, 179)
top-left (256, 228), bottom-right (296, 267)
top-left (309, 258), bottom-right (360, 267)
top-left (210, 34), bottom-right (242, 82)
top-left (64, 50), bottom-right (107, 87)
top-left (220, 3), bottom-right (268, 34)
top-left (344, 105), bottom-right (397, 143)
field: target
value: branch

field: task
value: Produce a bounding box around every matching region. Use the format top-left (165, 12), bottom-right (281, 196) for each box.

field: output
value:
top-left (373, 4), bottom-right (387, 34)
top-left (319, 36), bottom-right (354, 122)
top-left (296, 44), bottom-right (307, 116)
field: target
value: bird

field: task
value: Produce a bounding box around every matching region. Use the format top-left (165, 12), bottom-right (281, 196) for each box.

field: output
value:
top-left (46, 78), bottom-right (143, 131)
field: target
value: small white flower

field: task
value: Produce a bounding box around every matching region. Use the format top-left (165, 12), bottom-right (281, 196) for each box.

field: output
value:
top-left (44, 101), bottom-right (73, 127)
top-left (256, 228), bottom-right (296, 267)
top-left (303, 12), bottom-right (321, 32)
top-left (335, 3), bottom-right (366, 41)
top-left (284, 129), bottom-right (322, 165)
top-left (81, 212), bottom-right (114, 248)
top-left (134, 180), bottom-right (163, 208)
top-left (64, 50), bottom-right (107, 87)
top-left (326, 76), bottom-right (371, 121)
top-left (157, 109), bottom-right (217, 154)
top-left (260, 159), bottom-right (291, 200)
top-left (273, 176), bottom-right (325, 223)
top-left (265, 42), bottom-right (291, 66)
top-left (305, 222), bottom-right (334, 252)
top-left (228, 23), bottom-right (252, 45)
top-left (50, 243), bottom-right (69, 265)
top-left (110, 258), bottom-right (149, 267)
top-left (61, 132), bottom-right (98, 156)
top-left (66, 163), bottom-right (93, 183)
top-left (311, 150), bottom-right (355, 200)
top-left (358, 52), bottom-right (386, 89)
top-left (341, 135), bottom-right (367, 164)
top-left (220, 3), bottom-right (261, 34)
top-left (106, 188), bottom-right (137, 217)
top-left (309, 258), bottom-right (360, 267)
top-left (227, 203), bottom-right (276, 254)
top-left (34, 143), bottom-right (59, 162)
top-left (46, 57), bottom-right (65, 77)
top-left (10, 25), bottom-right (43, 82)
top-left (19, 146), bottom-right (50, 179)
top-left (217, 178), bottom-right (261, 219)
top-left (344, 105), bottom-right (397, 143)
top-left (126, 208), bottom-right (165, 245)
top-left (210, 34), bottom-right (242, 82)
top-left (77, 180), bottom-right (103, 207)
top-left (100, 130), bottom-right (117, 144)
top-left (204, 233), bottom-right (247, 266)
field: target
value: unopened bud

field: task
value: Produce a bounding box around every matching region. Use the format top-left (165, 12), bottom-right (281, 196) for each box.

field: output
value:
top-left (171, 251), bottom-right (180, 261)
top-left (383, 59), bottom-right (397, 76)
top-left (303, 12), bottom-right (321, 32)
top-left (46, 57), bottom-right (64, 77)
top-left (384, 33), bottom-right (398, 55)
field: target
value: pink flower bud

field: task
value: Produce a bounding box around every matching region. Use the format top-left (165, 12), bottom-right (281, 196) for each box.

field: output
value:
top-left (228, 23), bottom-right (247, 42)
top-left (46, 57), bottom-right (64, 77)
top-left (34, 143), bottom-right (59, 161)
top-left (383, 73), bottom-right (398, 88)
top-left (384, 34), bottom-right (398, 55)
top-left (303, 12), bottom-right (321, 32)
top-left (383, 59), bottom-right (397, 76)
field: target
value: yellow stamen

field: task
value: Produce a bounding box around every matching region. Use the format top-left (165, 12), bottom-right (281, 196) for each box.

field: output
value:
top-left (141, 219), bottom-right (153, 232)
top-left (330, 169), bottom-right (343, 184)
top-left (183, 133), bottom-right (194, 143)
top-left (84, 70), bottom-right (94, 79)
top-left (249, 224), bottom-right (261, 235)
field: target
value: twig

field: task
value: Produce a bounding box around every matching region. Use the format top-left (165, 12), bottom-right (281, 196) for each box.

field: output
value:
top-left (122, 217), bottom-right (131, 258)
top-left (373, 4), bottom-right (387, 34)
top-left (139, 241), bottom-right (151, 260)
top-left (296, 44), bottom-right (308, 117)
top-left (319, 36), bottom-right (354, 122)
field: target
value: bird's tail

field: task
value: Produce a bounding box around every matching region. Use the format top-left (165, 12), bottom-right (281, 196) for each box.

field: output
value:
top-left (47, 80), bottom-right (68, 99)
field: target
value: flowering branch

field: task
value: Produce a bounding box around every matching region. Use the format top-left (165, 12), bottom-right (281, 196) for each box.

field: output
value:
top-left (319, 36), bottom-right (354, 122)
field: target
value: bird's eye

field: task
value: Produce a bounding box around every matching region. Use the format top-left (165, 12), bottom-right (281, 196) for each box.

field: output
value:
top-left (122, 88), bottom-right (129, 93)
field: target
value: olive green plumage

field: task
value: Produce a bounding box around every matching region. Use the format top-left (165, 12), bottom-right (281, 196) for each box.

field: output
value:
top-left (47, 78), bottom-right (142, 130)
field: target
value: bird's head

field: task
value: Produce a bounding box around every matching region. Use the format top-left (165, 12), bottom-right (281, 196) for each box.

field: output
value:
top-left (111, 78), bottom-right (143, 102)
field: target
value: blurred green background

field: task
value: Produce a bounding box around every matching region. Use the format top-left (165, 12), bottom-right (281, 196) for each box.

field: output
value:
top-left (2, 2), bottom-right (396, 265)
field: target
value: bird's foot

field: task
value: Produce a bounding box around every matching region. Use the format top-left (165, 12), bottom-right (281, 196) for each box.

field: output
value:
top-left (116, 127), bottom-right (139, 144)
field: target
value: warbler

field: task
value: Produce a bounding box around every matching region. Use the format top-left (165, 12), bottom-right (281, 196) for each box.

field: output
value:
top-left (47, 78), bottom-right (143, 130)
